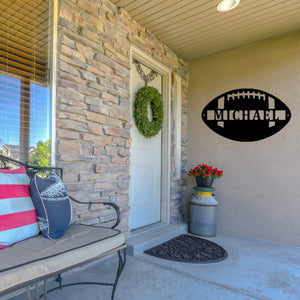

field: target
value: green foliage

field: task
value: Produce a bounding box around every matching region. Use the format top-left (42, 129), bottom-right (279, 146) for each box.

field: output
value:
top-left (134, 86), bottom-right (164, 138)
top-left (29, 139), bottom-right (51, 167)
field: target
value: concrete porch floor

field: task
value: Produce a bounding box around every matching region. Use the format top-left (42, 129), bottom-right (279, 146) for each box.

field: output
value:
top-left (7, 232), bottom-right (300, 300)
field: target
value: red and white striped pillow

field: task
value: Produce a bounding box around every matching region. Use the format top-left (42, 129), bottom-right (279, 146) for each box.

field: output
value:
top-left (0, 167), bottom-right (39, 249)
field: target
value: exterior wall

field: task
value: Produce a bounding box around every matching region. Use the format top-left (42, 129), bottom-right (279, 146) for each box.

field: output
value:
top-left (188, 32), bottom-right (300, 246)
top-left (56, 0), bottom-right (189, 236)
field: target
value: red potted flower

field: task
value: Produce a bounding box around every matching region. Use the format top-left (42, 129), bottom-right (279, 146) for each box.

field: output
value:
top-left (187, 163), bottom-right (223, 187)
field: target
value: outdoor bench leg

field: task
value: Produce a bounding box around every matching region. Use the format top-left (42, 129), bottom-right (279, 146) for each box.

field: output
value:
top-left (26, 287), bottom-right (32, 300)
top-left (37, 249), bottom-right (126, 300)
top-left (24, 282), bottom-right (45, 300)
top-left (35, 284), bottom-right (39, 300)
top-left (111, 248), bottom-right (126, 300)
top-left (43, 280), bottom-right (47, 300)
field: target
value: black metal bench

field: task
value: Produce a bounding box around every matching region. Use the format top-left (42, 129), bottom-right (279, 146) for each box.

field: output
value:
top-left (0, 154), bottom-right (126, 300)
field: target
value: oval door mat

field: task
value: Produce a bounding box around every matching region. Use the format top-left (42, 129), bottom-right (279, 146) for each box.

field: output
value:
top-left (144, 234), bottom-right (228, 263)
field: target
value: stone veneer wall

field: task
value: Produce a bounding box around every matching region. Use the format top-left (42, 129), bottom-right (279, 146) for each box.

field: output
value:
top-left (56, 0), bottom-right (189, 236)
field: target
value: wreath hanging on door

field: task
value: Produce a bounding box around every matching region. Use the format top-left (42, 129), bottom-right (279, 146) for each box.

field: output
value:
top-left (134, 86), bottom-right (164, 138)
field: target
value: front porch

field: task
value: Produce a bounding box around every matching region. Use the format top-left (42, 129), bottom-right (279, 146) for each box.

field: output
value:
top-left (8, 232), bottom-right (300, 300)
top-left (1, 0), bottom-right (299, 299)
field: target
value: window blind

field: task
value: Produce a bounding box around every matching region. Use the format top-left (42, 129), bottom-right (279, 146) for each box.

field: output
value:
top-left (0, 0), bottom-right (52, 164)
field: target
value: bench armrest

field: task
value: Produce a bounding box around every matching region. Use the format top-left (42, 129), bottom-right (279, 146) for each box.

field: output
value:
top-left (0, 154), bottom-right (63, 178)
top-left (0, 154), bottom-right (120, 229)
top-left (69, 196), bottom-right (121, 229)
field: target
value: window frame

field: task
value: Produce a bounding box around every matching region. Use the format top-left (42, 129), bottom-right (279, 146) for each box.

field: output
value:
top-left (0, 0), bottom-right (57, 166)
top-left (50, 0), bottom-right (58, 166)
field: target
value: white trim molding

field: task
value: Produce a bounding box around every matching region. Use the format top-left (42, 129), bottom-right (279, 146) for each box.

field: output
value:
top-left (130, 46), bottom-right (172, 226)
top-left (172, 74), bottom-right (182, 180)
top-left (51, 0), bottom-right (58, 166)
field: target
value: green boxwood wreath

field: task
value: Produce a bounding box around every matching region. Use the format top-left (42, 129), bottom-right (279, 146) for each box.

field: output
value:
top-left (134, 86), bottom-right (164, 138)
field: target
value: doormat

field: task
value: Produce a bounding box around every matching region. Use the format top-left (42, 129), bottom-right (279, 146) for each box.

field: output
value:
top-left (144, 234), bottom-right (228, 263)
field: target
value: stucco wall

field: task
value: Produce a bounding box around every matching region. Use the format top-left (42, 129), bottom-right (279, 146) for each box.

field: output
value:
top-left (188, 32), bottom-right (300, 246)
top-left (56, 0), bottom-right (189, 236)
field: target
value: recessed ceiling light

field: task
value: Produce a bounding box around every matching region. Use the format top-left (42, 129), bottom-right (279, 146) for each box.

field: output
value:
top-left (217, 0), bottom-right (240, 12)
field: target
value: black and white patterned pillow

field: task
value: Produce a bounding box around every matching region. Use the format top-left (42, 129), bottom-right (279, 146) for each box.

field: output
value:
top-left (30, 172), bottom-right (72, 240)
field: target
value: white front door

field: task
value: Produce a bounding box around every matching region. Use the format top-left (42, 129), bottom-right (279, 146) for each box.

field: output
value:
top-left (129, 61), bottom-right (163, 230)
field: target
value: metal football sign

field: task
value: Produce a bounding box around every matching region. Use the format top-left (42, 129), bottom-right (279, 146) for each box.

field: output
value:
top-left (201, 89), bottom-right (291, 142)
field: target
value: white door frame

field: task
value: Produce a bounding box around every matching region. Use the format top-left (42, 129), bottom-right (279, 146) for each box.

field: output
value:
top-left (130, 45), bottom-right (171, 227)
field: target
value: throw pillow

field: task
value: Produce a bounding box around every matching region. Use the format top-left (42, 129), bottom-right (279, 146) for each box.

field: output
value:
top-left (0, 167), bottom-right (39, 249)
top-left (30, 171), bottom-right (72, 240)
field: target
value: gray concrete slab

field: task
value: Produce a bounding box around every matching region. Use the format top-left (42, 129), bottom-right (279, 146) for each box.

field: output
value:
top-left (5, 232), bottom-right (300, 300)
top-left (127, 223), bottom-right (188, 256)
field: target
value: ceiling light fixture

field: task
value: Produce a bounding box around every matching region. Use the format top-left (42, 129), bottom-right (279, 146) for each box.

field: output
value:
top-left (217, 0), bottom-right (240, 12)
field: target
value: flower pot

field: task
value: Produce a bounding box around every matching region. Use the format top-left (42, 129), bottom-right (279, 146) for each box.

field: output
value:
top-left (196, 177), bottom-right (214, 187)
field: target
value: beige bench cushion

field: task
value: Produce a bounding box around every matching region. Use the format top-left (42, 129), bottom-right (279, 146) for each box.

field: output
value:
top-left (0, 224), bottom-right (125, 295)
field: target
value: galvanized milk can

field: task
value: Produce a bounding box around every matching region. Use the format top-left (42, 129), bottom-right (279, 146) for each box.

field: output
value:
top-left (189, 186), bottom-right (218, 237)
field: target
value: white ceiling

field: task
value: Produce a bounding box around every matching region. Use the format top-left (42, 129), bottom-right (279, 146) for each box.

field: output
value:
top-left (111, 0), bottom-right (300, 61)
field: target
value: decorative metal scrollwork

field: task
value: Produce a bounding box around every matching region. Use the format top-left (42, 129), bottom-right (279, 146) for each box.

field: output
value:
top-left (133, 59), bottom-right (158, 86)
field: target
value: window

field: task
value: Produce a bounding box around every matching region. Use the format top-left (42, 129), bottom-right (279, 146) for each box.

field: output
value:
top-left (0, 0), bottom-right (54, 166)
